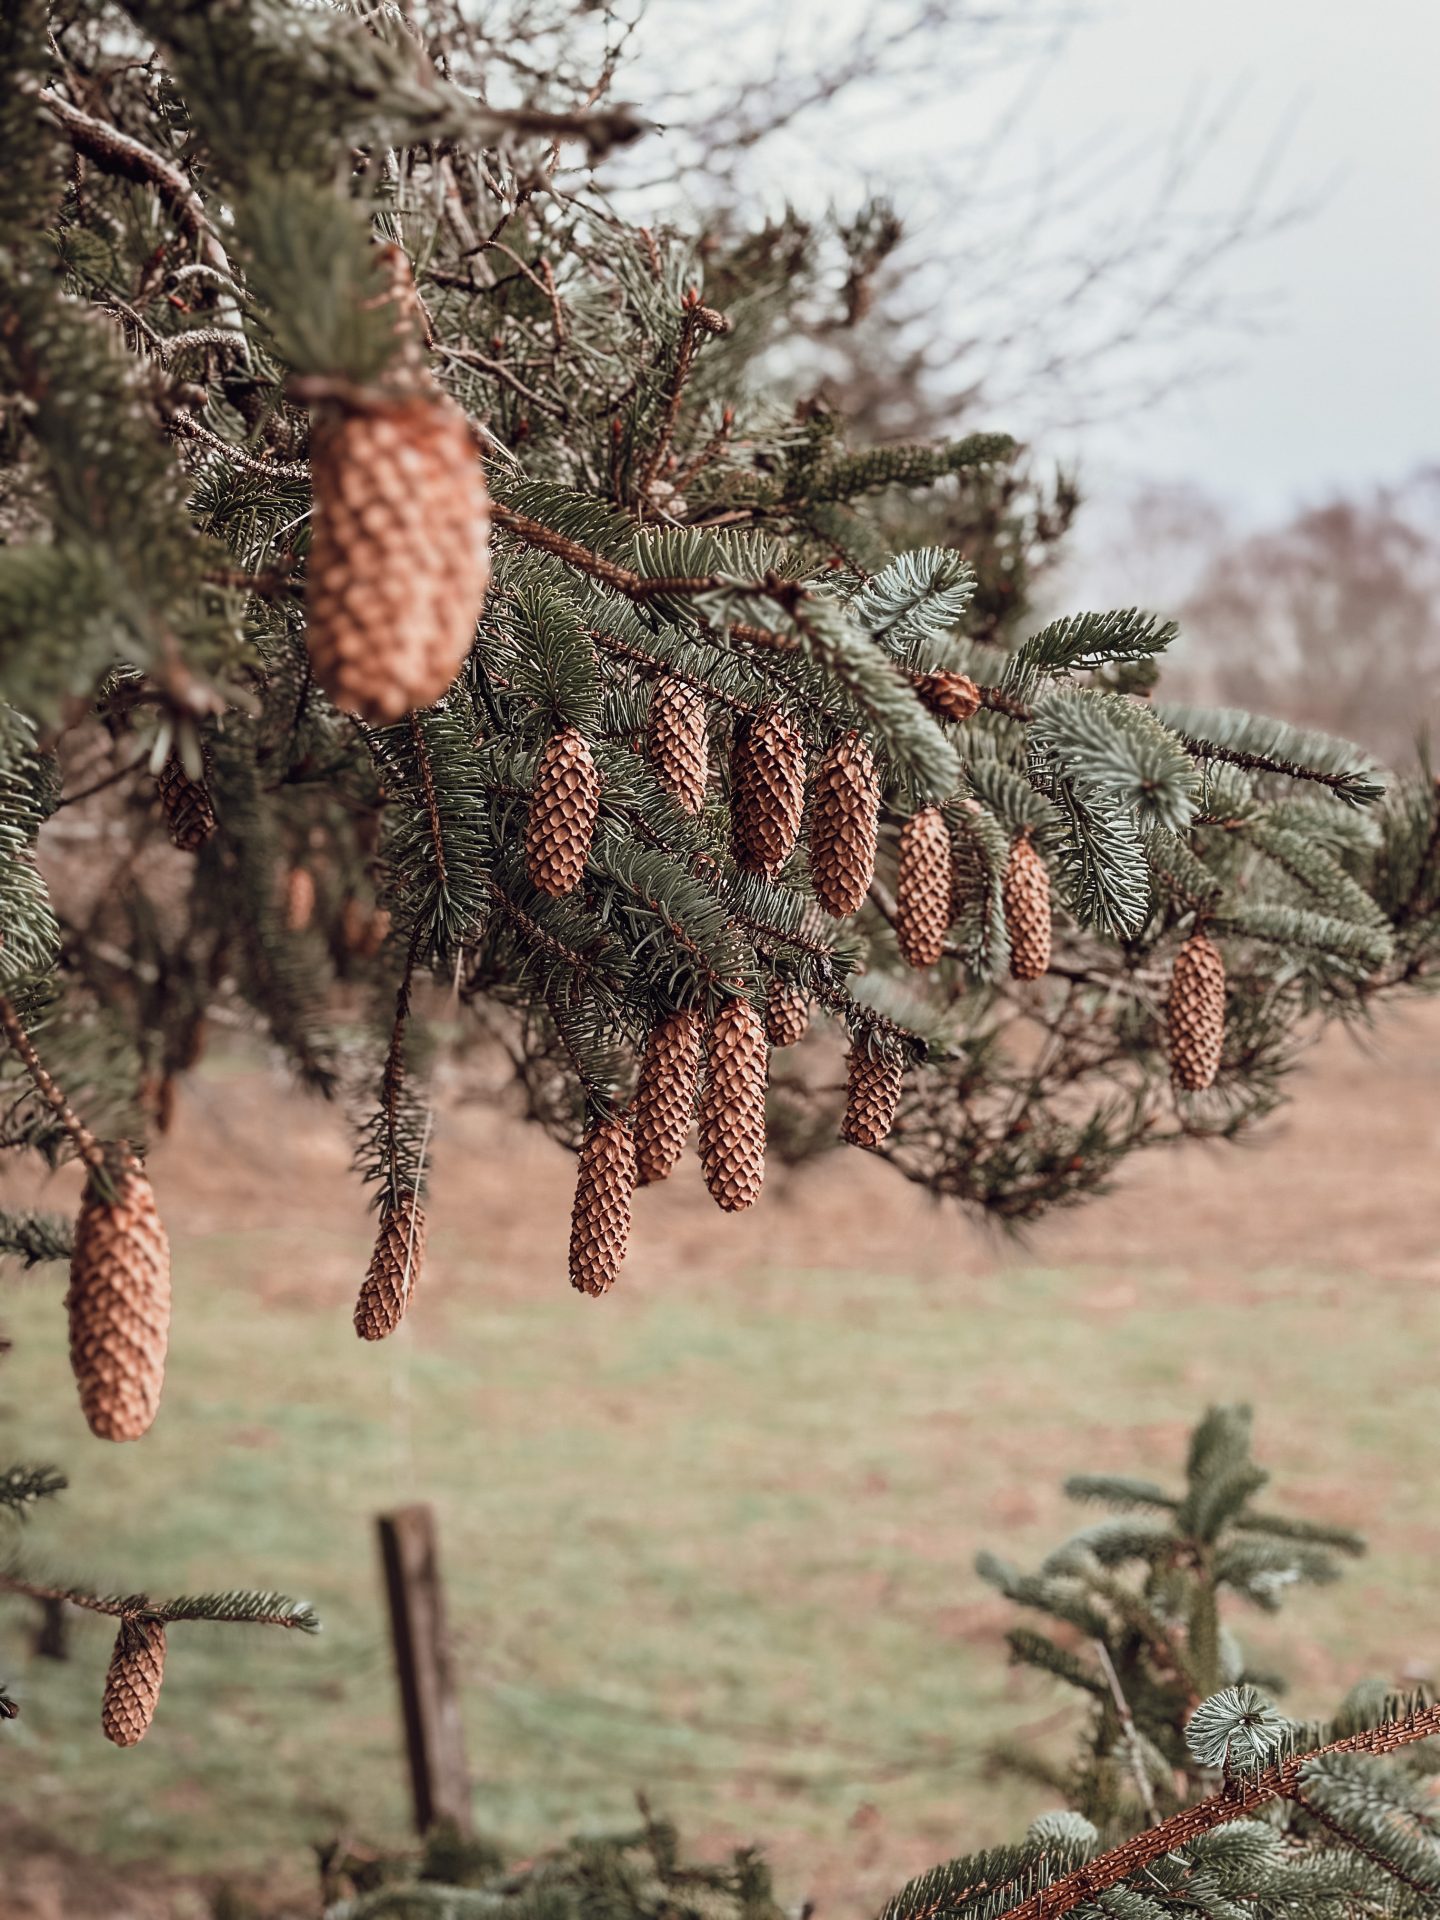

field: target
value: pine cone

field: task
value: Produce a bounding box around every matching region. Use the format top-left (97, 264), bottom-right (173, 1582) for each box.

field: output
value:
top-left (569, 1117), bottom-right (635, 1296)
top-left (913, 669), bottom-right (981, 724)
top-left (697, 997), bottom-right (767, 1212)
top-left (101, 1617), bottom-right (166, 1748)
top-left (730, 709), bottom-right (806, 877)
top-left (632, 1009), bottom-right (704, 1186)
top-left (1003, 833), bottom-right (1051, 981)
top-left (841, 1042), bottom-right (903, 1149)
top-left (67, 1154), bottom-right (171, 1443)
top-left (895, 807), bottom-right (952, 968)
top-left (808, 732), bottom-right (879, 918)
top-left (647, 676), bottom-right (709, 815)
top-left (155, 754), bottom-right (215, 852)
top-left (1167, 931), bottom-right (1226, 1092)
top-left (764, 979), bottom-right (810, 1049)
top-left (354, 1193), bottom-right (426, 1341)
top-left (284, 865), bottom-right (316, 933)
top-left (525, 726), bottom-right (602, 897)
top-left (305, 392), bottom-right (490, 724)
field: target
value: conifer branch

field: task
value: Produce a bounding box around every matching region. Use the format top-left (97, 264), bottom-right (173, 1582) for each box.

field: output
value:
top-left (986, 1701), bottom-right (1440, 1920)
top-left (0, 991), bottom-right (104, 1173)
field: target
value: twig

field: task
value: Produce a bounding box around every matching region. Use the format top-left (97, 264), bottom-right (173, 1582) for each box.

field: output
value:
top-left (0, 992), bottom-right (104, 1173)
top-left (1093, 1638), bottom-right (1161, 1828)
top-left (994, 1699), bottom-right (1440, 1920)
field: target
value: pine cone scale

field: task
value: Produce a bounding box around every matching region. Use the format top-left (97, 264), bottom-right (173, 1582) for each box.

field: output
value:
top-left (1168, 932), bottom-right (1226, 1091)
top-left (102, 1618), bottom-right (166, 1747)
top-left (632, 1009), bottom-right (705, 1186)
top-left (809, 731), bottom-right (879, 919)
top-left (896, 807), bottom-right (952, 968)
top-left (569, 1118), bottom-right (635, 1295)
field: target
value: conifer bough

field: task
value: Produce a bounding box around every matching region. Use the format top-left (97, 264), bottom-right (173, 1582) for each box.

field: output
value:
top-left (0, 0), bottom-right (1437, 1342)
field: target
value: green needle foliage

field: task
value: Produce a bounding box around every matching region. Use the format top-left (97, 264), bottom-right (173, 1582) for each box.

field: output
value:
top-left (874, 1408), bottom-right (1440, 1919)
top-left (0, 0), bottom-right (1431, 1243)
top-left (0, 0), bottom-right (1437, 1758)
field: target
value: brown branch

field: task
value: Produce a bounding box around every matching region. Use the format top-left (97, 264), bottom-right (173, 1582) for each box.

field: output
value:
top-left (38, 89), bottom-right (232, 280)
top-left (408, 714), bottom-right (447, 899)
top-left (994, 1699), bottom-right (1440, 1920)
top-left (0, 991), bottom-right (104, 1172)
top-left (634, 291), bottom-right (732, 509)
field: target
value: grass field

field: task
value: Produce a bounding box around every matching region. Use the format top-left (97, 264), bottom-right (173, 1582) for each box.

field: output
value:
top-left (2, 1002), bottom-right (1439, 1919)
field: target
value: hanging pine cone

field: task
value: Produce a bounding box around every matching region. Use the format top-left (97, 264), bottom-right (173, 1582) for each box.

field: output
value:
top-left (913, 669), bottom-right (981, 724)
top-left (808, 732), bottom-right (879, 918)
top-left (155, 753), bottom-right (216, 852)
top-left (1167, 931), bottom-right (1226, 1092)
top-left (646, 676), bottom-right (709, 815)
top-left (305, 391), bottom-right (490, 724)
top-left (1003, 832), bottom-right (1051, 981)
top-left (67, 1153), bottom-right (171, 1443)
top-left (632, 1009), bottom-right (704, 1186)
top-left (697, 996), bottom-right (767, 1212)
top-left (525, 726), bottom-right (602, 897)
top-left (730, 708), bottom-right (806, 877)
top-left (101, 1616), bottom-right (167, 1748)
top-left (354, 1193), bottom-right (426, 1341)
top-left (841, 1041), bottom-right (903, 1149)
top-left (895, 807), bottom-right (952, 969)
top-left (569, 1117), bottom-right (635, 1296)
top-left (764, 978), bottom-right (810, 1049)
top-left (284, 865), bottom-right (316, 933)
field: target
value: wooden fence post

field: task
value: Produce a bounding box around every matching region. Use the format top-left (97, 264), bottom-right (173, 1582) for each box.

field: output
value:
top-left (376, 1504), bottom-right (473, 1835)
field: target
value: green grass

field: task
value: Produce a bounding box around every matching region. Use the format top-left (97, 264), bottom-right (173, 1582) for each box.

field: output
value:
top-left (3, 1214), bottom-right (1439, 1912)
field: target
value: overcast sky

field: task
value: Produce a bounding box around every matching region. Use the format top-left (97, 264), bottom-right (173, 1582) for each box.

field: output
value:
top-left (1024, 0), bottom-right (1440, 515)
top-left (626, 0), bottom-right (1438, 522)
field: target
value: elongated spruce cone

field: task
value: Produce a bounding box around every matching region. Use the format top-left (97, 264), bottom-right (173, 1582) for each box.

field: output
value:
top-left (1167, 932), bottom-right (1226, 1092)
top-left (305, 392), bottom-right (490, 724)
top-left (697, 997), bottom-right (767, 1212)
top-left (525, 727), bottom-right (601, 897)
top-left (913, 669), bottom-right (981, 724)
top-left (809, 732), bottom-right (879, 918)
top-left (355, 1194), bottom-right (426, 1340)
top-left (647, 677), bottom-right (709, 815)
top-left (569, 1118), bottom-right (635, 1296)
top-left (102, 1617), bottom-right (167, 1747)
top-left (632, 1010), bottom-right (704, 1186)
top-left (841, 1043), bottom-right (903, 1149)
top-left (764, 979), bottom-right (810, 1048)
top-left (155, 754), bottom-right (216, 852)
top-left (1003, 833), bottom-right (1051, 981)
top-left (730, 709), bottom-right (806, 877)
top-left (284, 865), bottom-right (316, 933)
top-left (896, 807), bottom-right (952, 968)
top-left (68, 1155), bottom-right (171, 1443)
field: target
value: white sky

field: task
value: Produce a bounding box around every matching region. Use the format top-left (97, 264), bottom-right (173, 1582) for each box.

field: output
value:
top-left (623, 0), bottom-right (1439, 521)
top-left (1025, 0), bottom-right (1440, 515)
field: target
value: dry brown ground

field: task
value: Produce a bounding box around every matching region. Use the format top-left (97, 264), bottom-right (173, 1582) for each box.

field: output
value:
top-left (2, 998), bottom-right (1437, 1920)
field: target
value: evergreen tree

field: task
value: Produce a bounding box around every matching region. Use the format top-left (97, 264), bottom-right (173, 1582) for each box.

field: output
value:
top-left (877, 1408), bottom-right (1440, 1919)
top-left (1, 0), bottom-right (1437, 1748)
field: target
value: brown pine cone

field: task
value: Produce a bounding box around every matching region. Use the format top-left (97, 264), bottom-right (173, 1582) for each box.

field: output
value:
top-left (808, 732), bottom-right (879, 919)
top-left (569, 1117), bottom-right (635, 1296)
top-left (155, 754), bottom-right (216, 852)
top-left (354, 1193), bottom-right (426, 1341)
top-left (1167, 931), bottom-right (1226, 1092)
top-left (840, 1042), bottom-right (903, 1149)
top-left (67, 1154), bottom-right (171, 1443)
top-left (895, 807), bottom-right (952, 968)
top-left (646, 676), bottom-right (709, 815)
top-left (697, 997), bottom-right (767, 1212)
top-left (632, 1009), bottom-right (704, 1186)
top-left (913, 669), bottom-right (981, 724)
top-left (1003, 833), bottom-right (1051, 981)
top-left (730, 708), bottom-right (806, 877)
top-left (764, 979), bottom-right (810, 1049)
top-left (284, 865), bottom-right (316, 933)
top-left (305, 391), bottom-right (490, 724)
top-left (101, 1617), bottom-right (167, 1748)
top-left (525, 727), bottom-right (602, 897)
